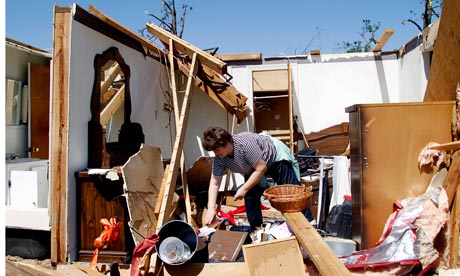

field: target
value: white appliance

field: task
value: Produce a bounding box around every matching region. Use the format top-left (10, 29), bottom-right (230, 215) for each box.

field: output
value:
top-left (5, 159), bottom-right (50, 230)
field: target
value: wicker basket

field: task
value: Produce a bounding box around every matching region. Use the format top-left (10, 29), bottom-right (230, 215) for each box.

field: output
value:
top-left (263, 184), bottom-right (313, 213)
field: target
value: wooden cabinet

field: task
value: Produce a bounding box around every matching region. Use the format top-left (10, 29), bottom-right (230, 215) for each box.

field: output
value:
top-left (252, 66), bottom-right (295, 152)
top-left (76, 171), bottom-right (134, 263)
top-left (346, 101), bottom-right (454, 249)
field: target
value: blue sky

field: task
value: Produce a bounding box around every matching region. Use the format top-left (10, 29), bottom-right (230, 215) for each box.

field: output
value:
top-left (5, 1), bottom-right (433, 55)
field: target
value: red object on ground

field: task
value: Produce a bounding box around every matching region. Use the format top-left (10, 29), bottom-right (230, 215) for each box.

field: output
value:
top-left (216, 202), bottom-right (271, 225)
top-left (90, 217), bottom-right (123, 269)
top-left (130, 233), bottom-right (160, 276)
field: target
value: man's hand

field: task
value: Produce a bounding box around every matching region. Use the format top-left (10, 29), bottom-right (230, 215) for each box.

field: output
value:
top-left (234, 186), bottom-right (248, 201)
top-left (204, 208), bottom-right (217, 225)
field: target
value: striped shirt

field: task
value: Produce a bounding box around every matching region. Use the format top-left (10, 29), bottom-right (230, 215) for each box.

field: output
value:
top-left (212, 132), bottom-right (276, 176)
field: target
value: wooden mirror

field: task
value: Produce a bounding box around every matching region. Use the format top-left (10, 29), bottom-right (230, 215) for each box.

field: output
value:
top-left (88, 47), bottom-right (144, 168)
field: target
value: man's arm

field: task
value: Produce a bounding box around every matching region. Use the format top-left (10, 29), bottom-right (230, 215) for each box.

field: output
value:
top-left (234, 159), bottom-right (267, 200)
top-left (204, 174), bottom-right (223, 225)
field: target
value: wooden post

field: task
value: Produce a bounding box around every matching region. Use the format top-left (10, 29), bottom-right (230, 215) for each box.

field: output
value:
top-left (443, 150), bottom-right (460, 207)
top-left (50, 5), bottom-right (72, 265)
top-left (156, 53), bottom-right (199, 231)
top-left (168, 39), bottom-right (194, 226)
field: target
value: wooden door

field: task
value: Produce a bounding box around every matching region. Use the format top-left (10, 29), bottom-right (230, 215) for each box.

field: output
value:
top-left (346, 102), bottom-right (454, 249)
top-left (28, 63), bottom-right (50, 159)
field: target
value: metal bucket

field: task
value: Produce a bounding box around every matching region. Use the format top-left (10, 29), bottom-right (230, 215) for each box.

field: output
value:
top-left (155, 220), bottom-right (198, 265)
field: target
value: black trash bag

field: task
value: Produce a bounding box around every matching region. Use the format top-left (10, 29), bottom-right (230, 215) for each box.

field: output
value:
top-left (325, 199), bottom-right (352, 239)
top-left (295, 148), bottom-right (320, 176)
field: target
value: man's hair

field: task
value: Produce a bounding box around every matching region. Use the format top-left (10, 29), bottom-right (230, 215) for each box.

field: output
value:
top-left (201, 126), bottom-right (233, 151)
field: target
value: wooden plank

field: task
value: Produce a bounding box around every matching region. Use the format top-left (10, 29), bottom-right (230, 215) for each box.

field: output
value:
top-left (162, 262), bottom-right (249, 275)
top-left (100, 84), bottom-right (125, 126)
top-left (50, 5), bottom-right (72, 265)
top-left (100, 62), bottom-right (121, 95)
top-left (154, 164), bottom-right (170, 217)
top-left (175, 57), bottom-right (249, 123)
top-left (6, 260), bottom-right (65, 276)
top-left (372, 28), bottom-right (394, 52)
top-left (156, 53), bottom-right (199, 231)
top-left (168, 40), bottom-right (194, 226)
top-left (443, 150), bottom-right (460, 207)
top-left (242, 237), bottom-right (305, 276)
top-left (146, 23), bottom-right (227, 75)
top-left (424, 0), bottom-right (460, 101)
top-left (88, 5), bottom-right (163, 57)
top-left (215, 52), bottom-right (262, 62)
top-left (208, 230), bottom-right (248, 262)
top-left (450, 184), bottom-right (460, 268)
top-left (252, 69), bottom-right (289, 92)
top-left (284, 212), bottom-right (351, 275)
top-left (430, 141), bottom-right (460, 151)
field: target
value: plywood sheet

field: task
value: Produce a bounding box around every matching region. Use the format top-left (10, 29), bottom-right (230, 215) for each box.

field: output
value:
top-left (253, 69), bottom-right (289, 92)
top-left (424, 0), bottom-right (460, 101)
top-left (242, 237), bottom-right (305, 276)
top-left (208, 230), bottom-right (247, 262)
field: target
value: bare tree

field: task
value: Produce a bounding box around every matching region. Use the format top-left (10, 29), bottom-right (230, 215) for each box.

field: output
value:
top-left (140, 0), bottom-right (192, 39)
top-left (403, 0), bottom-right (443, 32)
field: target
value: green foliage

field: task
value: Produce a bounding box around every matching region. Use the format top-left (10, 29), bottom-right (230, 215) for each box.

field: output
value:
top-left (340, 19), bottom-right (381, 53)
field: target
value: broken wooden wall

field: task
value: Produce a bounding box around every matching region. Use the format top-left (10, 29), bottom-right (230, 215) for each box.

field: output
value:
top-left (424, 0), bottom-right (460, 101)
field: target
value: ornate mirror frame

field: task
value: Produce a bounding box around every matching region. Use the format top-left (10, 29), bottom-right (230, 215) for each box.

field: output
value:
top-left (88, 47), bottom-right (143, 168)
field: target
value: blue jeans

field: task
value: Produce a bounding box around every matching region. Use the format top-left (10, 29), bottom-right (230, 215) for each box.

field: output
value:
top-left (243, 160), bottom-right (314, 229)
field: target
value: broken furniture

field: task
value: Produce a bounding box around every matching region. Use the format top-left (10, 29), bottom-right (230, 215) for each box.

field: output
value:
top-left (75, 171), bottom-right (134, 263)
top-left (346, 101), bottom-right (454, 249)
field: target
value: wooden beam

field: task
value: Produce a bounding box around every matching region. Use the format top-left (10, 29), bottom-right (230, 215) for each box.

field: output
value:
top-left (175, 57), bottom-right (249, 123)
top-left (100, 62), bottom-right (121, 95)
top-left (430, 140), bottom-right (460, 152)
top-left (215, 52), bottom-right (262, 62)
top-left (284, 212), bottom-right (351, 275)
top-left (156, 53), bottom-right (199, 231)
top-left (372, 28), bottom-right (394, 52)
top-left (146, 23), bottom-right (227, 75)
top-left (50, 5), bottom-right (72, 265)
top-left (100, 84), bottom-right (125, 126)
top-left (444, 150), bottom-right (460, 207)
top-left (168, 40), bottom-right (194, 226)
top-left (88, 5), bottom-right (163, 57)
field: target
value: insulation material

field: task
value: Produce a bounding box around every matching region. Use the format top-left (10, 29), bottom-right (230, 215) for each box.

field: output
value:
top-left (418, 142), bottom-right (446, 169)
top-left (341, 183), bottom-right (449, 273)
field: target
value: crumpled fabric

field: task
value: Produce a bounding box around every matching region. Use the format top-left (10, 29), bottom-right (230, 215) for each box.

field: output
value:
top-left (130, 233), bottom-right (160, 276)
top-left (341, 186), bottom-right (449, 275)
top-left (90, 217), bottom-right (123, 269)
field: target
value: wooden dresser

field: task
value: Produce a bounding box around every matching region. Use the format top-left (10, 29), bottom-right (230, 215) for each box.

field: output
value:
top-left (346, 101), bottom-right (454, 249)
top-left (75, 171), bottom-right (134, 263)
